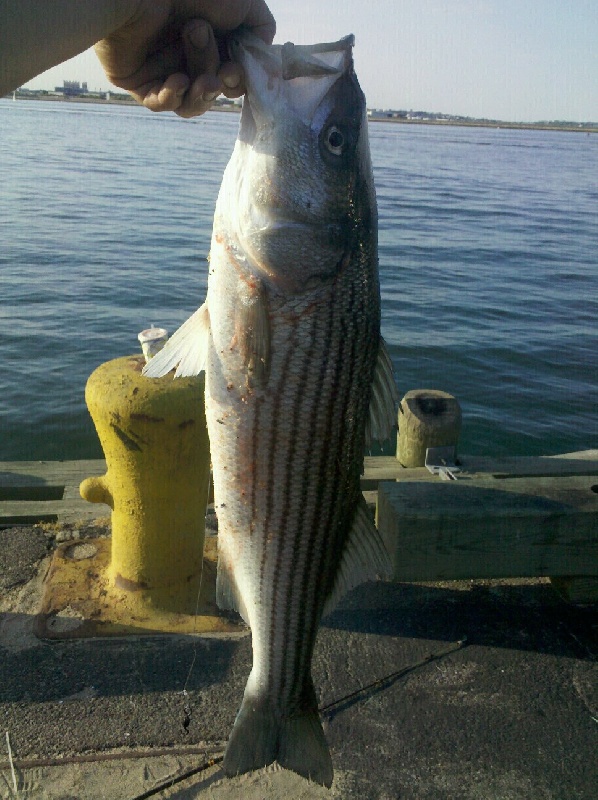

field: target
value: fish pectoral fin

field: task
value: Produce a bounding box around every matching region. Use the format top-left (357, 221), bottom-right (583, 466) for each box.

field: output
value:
top-left (224, 681), bottom-right (333, 788)
top-left (323, 498), bottom-right (392, 618)
top-left (142, 303), bottom-right (210, 379)
top-left (365, 337), bottom-right (399, 448)
top-left (235, 280), bottom-right (270, 388)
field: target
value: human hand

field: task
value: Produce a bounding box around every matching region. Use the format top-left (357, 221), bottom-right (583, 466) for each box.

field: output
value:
top-left (94, 1), bottom-right (276, 117)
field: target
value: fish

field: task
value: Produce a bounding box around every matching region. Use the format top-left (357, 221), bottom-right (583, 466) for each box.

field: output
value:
top-left (143, 32), bottom-right (398, 787)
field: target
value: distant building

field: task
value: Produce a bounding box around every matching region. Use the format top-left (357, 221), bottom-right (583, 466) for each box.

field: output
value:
top-left (54, 80), bottom-right (88, 97)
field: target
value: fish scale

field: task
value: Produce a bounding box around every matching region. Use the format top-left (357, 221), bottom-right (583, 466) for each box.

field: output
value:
top-left (143, 31), bottom-right (397, 787)
top-left (210, 270), bottom-right (378, 724)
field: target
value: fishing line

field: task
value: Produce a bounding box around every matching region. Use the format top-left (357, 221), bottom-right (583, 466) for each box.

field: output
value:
top-left (179, 473), bottom-right (213, 734)
top-left (319, 637), bottom-right (468, 718)
top-left (125, 638), bottom-right (468, 798)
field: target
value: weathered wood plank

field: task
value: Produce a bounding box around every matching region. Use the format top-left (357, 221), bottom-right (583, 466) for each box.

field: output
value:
top-left (361, 456), bottom-right (405, 488)
top-left (0, 500), bottom-right (109, 526)
top-left (0, 460), bottom-right (106, 486)
top-left (0, 459), bottom-right (379, 525)
top-left (0, 461), bottom-right (108, 525)
top-left (2, 451), bottom-right (595, 493)
top-left (363, 450), bottom-right (598, 487)
top-left (377, 475), bottom-right (598, 582)
top-left (2, 452), bottom-right (597, 557)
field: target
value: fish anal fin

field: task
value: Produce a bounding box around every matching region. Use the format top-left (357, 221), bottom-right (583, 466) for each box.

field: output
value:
top-left (142, 303), bottom-right (210, 379)
top-left (235, 279), bottom-right (270, 388)
top-left (365, 337), bottom-right (398, 447)
top-left (323, 498), bottom-right (392, 617)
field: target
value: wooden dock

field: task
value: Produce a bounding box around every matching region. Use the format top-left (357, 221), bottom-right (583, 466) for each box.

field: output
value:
top-left (371, 449), bottom-right (598, 602)
top-left (1, 451), bottom-right (596, 599)
top-left (0, 460), bottom-right (107, 527)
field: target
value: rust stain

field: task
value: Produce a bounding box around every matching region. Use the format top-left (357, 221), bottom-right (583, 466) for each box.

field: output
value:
top-left (113, 572), bottom-right (148, 591)
top-left (127, 356), bottom-right (146, 373)
top-left (110, 423), bottom-right (143, 452)
top-left (130, 413), bottom-right (165, 423)
top-left (178, 419), bottom-right (195, 429)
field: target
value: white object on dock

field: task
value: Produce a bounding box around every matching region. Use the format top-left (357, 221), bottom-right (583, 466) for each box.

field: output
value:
top-left (137, 326), bottom-right (168, 363)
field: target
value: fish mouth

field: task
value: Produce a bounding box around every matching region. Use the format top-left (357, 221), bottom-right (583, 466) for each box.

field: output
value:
top-left (230, 32), bottom-right (355, 127)
top-left (244, 203), bottom-right (344, 241)
top-left (239, 212), bottom-right (347, 285)
top-left (229, 32), bottom-right (354, 79)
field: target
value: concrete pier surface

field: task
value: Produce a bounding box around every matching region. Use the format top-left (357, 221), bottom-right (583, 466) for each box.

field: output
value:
top-left (0, 520), bottom-right (596, 800)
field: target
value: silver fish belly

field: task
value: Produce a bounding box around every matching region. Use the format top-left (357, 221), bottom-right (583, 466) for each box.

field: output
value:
top-left (144, 32), bottom-right (397, 788)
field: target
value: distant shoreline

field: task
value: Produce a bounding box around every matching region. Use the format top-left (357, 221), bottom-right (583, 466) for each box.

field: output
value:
top-left (4, 93), bottom-right (597, 133)
top-left (368, 116), bottom-right (597, 134)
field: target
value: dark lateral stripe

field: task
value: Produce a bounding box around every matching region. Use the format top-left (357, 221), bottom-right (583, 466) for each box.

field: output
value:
top-left (316, 293), bottom-right (376, 606)
top-left (295, 277), bottom-right (378, 691)
top-left (262, 317), bottom-right (306, 684)
top-left (259, 317), bottom-right (300, 594)
top-left (267, 311), bottom-right (320, 696)
top-left (293, 279), bottom-right (361, 684)
top-left (282, 280), bottom-right (360, 704)
top-left (276, 298), bottom-right (337, 704)
top-left (249, 394), bottom-right (261, 538)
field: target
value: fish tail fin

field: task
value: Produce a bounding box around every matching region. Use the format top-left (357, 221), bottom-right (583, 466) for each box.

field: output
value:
top-left (277, 697), bottom-right (333, 788)
top-left (222, 694), bottom-right (279, 777)
top-left (223, 681), bottom-right (333, 788)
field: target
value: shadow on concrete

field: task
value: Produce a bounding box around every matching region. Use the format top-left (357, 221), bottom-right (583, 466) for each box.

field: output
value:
top-left (0, 579), bottom-right (596, 769)
top-left (1, 580), bottom-right (595, 708)
top-left (323, 579), bottom-right (597, 660)
top-left (0, 622), bottom-right (243, 704)
top-left (0, 619), bottom-right (248, 757)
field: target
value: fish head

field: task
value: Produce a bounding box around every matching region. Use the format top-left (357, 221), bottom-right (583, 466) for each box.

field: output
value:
top-left (221, 33), bottom-right (377, 293)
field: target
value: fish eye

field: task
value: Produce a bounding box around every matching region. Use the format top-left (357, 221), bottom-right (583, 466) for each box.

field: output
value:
top-left (325, 126), bottom-right (345, 155)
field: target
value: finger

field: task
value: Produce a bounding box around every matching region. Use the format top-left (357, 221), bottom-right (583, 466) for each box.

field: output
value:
top-left (103, 40), bottom-right (184, 95)
top-left (175, 73), bottom-right (222, 118)
top-left (142, 73), bottom-right (191, 112)
top-left (94, 28), bottom-right (181, 89)
top-left (245, 0), bottom-right (277, 44)
top-left (187, 0), bottom-right (276, 45)
top-left (173, 21), bottom-right (222, 118)
top-left (219, 62), bottom-right (245, 99)
top-left (183, 19), bottom-right (220, 77)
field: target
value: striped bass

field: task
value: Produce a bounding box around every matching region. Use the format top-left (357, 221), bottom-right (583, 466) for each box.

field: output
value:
top-left (144, 32), bottom-right (397, 787)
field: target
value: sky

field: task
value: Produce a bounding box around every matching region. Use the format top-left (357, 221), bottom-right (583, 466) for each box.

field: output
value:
top-left (23, 0), bottom-right (598, 122)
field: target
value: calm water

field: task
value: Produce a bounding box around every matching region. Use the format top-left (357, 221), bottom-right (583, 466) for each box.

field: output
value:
top-left (0, 99), bottom-right (596, 461)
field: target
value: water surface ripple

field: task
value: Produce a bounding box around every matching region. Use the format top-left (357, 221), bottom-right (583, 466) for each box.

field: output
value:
top-left (1, 100), bottom-right (596, 459)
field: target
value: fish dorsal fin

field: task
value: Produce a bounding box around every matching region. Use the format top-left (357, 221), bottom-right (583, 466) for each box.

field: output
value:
top-left (142, 303), bottom-right (210, 379)
top-left (323, 498), bottom-right (392, 618)
top-left (365, 337), bottom-right (398, 447)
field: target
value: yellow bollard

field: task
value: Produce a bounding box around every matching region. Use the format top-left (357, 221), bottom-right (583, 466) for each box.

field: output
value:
top-left (80, 355), bottom-right (210, 616)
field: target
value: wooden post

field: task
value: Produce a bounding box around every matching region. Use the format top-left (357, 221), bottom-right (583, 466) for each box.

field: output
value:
top-left (397, 389), bottom-right (462, 467)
